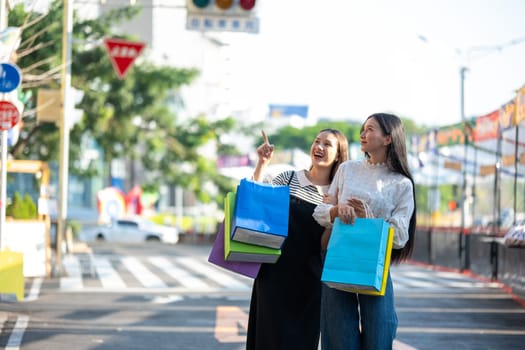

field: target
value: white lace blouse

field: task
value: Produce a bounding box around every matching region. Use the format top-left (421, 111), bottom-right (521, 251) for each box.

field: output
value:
top-left (313, 159), bottom-right (414, 249)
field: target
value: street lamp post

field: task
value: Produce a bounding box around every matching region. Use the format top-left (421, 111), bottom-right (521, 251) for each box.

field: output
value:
top-left (459, 65), bottom-right (470, 271)
top-left (459, 39), bottom-right (525, 271)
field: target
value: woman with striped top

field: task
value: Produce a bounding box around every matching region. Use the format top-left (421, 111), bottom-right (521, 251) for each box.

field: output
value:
top-left (246, 129), bottom-right (349, 350)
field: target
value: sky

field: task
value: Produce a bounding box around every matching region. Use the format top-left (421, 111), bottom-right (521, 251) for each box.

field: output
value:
top-left (19, 0), bottom-right (525, 128)
top-left (223, 0), bottom-right (525, 127)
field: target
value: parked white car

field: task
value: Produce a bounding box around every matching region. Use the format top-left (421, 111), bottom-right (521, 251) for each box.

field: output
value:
top-left (80, 217), bottom-right (179, 244)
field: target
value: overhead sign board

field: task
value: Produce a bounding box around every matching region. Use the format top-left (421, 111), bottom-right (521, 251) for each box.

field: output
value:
top-left (104, 38), bottom-right (146, 79)
top-left (0, 63), bottom-right (21, 93)
top-left (186, 15), bottom-right (258, 33)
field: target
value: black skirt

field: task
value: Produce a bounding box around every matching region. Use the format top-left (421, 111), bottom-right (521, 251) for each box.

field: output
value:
top-left (246, 195), bottom-right (324, 350)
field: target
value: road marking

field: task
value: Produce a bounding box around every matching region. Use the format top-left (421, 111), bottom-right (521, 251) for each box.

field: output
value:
top-left (25, 277), bottom-right (43, 301)
top-left (56, 254), bottom-right (511, 295)
top-left (60, 255), bottom-right (83, 290)
top-left (6, 315), bottom-right (29, 350)
top-left (398, 326), bottom-right (525, 335)
top-left (212, 306), bottom-right (419, 349)
top-left (214, 306), bottom-right (248, 343)
top-left (121, 257), bottom-right (167, 288)
top-left (149, 257), bottom-right (211, 289)
top-left (398, 307), bottom-right (525, 313)
top-left (150, 295), bottom-right (184, 304)
top-left (92, 256), bottom-right (126, 288)
top-left (393, 339), bottom-right (418, 350)
top-left (393, 275), bottom-right (501, 290)
top-left (395, 279), bottom-right (438, 288)
top-left (176, 257), bottom-right (250, 290)
top-left (396, 292), bottom-right (512, 299)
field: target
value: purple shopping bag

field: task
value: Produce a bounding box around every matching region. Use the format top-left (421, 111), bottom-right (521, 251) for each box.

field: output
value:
top-left (208, 220), bottom-right (261, 279)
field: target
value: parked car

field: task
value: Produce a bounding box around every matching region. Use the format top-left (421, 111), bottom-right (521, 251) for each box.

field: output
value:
top-left (79, 217), bottom-right (179, 244)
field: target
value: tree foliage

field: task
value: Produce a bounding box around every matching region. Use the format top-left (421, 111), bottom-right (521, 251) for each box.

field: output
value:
top-left (8, 0), bottom-right (239, 204)
top-left (258, 116), bottom-right (422, 160)
top-left (260, 121), bottom-right (362, 155)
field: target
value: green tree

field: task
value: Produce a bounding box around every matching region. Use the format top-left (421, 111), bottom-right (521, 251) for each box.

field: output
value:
top-left (9, 1), bottom-right (239, 204)
top-left (263, 116), bottom-right (423, 156)
top-left (262, 121), bottom-right (362, 155)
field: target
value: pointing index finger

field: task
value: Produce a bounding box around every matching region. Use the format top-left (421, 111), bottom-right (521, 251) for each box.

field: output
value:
top-left (261, 130), bottom-right (269, 144)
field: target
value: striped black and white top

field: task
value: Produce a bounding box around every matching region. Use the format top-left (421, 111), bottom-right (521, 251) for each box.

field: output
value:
top-left (272, 170), bottom-right (329, 206)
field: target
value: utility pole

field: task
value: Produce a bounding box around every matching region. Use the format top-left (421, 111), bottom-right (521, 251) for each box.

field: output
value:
top-left (55, 0), bottom-right (73, 276)
top-left (0, 0), bottom-right (7, 250)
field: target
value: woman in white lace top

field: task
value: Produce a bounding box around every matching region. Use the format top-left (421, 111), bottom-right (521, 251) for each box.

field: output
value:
top-left (313, 113), bottom-right (416, 350)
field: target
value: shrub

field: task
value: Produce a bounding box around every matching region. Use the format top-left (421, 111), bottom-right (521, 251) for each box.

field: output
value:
top-left (6, 192), bottom-right (38, 220)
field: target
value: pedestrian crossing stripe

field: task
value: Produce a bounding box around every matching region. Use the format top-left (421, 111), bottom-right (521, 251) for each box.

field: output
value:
top-left (122, 257), bottom-right (166, 288)
top-left (58, 254), bottom-right (505, 293)
top-left (60, 254), bottom-right (253, 292)
top-left (148, 256), bottom-right (209, 289)
top-left (175, 257), bottom-right (248, 290)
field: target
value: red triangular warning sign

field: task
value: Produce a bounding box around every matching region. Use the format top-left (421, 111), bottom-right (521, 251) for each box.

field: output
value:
top-left (104, 38), bottom-right (146, 79)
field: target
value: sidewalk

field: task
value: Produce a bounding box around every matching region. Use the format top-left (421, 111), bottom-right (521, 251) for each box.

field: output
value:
top-left (391, 262), bottom-right (525, 349)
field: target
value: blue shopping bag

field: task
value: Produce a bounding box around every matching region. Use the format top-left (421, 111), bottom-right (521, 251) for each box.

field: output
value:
top-left (321, 218), bottom-right (393, 295)
top-left (231, 178), bottom-right (290, 249)
top-left (223, 192), bottom-right (281, 263)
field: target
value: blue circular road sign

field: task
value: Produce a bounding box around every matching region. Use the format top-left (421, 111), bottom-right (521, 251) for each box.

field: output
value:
top-left (0, 63), bottom-right (21, 93)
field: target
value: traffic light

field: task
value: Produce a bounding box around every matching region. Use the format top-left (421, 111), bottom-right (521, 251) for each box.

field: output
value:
top-left (188, 0), bottom-right (257, 15)
top-left (192, 0), bottom-right (210, 8)
top-left (216, 0), bottom-right (233, 10)
top-left (186, 0), bottom-right (259, 33)
top-left (239, 0), bottom-right (256, 10)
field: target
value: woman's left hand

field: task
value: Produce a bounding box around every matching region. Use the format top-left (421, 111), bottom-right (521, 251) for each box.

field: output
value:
top-left (337, 203), bottom-right (357, 224)
top-left (347, 198), bottom-right (370, 218)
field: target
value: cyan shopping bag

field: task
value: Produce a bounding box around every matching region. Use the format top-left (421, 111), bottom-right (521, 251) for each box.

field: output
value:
top-left (208, 220), bottom-right (261, 279)
top-left (321, 218), bottom-right (394, 296)
top-left (231, 178), bottom-right (290, 249)
top-left (224, 192), bottom-right (281, 263)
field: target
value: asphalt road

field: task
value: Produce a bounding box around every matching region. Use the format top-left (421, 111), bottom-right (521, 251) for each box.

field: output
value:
top-left (1, 242), bottom-right (524, 350)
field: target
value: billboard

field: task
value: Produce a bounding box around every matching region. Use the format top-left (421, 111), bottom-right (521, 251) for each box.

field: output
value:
top-left (268, 104), bottom-right (308, 119)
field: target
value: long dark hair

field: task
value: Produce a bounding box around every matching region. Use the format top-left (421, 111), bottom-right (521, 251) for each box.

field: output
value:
top-left (318, 128), bottom-right (350, 182)
top-left (363, 113), bottom-right (416, 263)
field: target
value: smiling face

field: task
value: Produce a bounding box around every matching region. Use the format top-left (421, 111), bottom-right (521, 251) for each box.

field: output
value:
top-left (310, 130), bottom-right (340, 169)
top-left (360, 117), bottom-right (392, 161)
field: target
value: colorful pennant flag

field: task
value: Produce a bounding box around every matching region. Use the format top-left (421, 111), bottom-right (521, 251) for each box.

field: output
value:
top-left (515, 85), bottom-right (525, 125)
top-left (473, 110), bottom-right (499, 142)
top-left (499, 100), bottom-right (515, 130)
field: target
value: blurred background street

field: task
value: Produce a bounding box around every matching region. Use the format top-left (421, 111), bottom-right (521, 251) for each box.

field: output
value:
top-left (1, 1), bottom-right (525, 349)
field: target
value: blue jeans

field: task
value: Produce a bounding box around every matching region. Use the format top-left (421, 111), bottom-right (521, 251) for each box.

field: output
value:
top-left (320, 274), bottom-right (398, 350)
